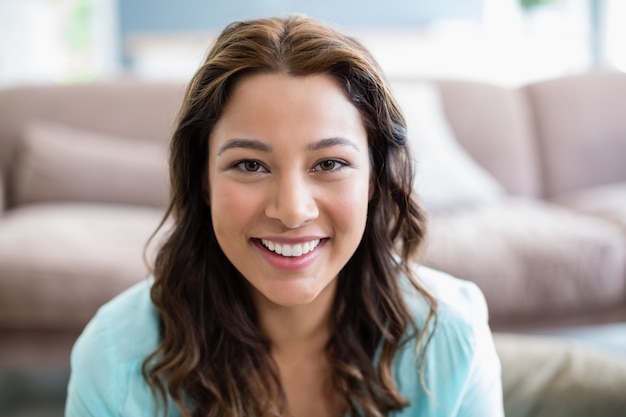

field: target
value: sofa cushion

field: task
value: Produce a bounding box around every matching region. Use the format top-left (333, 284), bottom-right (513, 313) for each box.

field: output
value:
top-left (390, 80), bottom-right (506, 213)
top-left (554, 182), bottom-right (626, 230)
top-left (525, 72), bottom-right (626, 197)
top-left (0, 203), bottom-right (167, 330)
top-left (12, 121), bottom-right (169, 207)
top-left (437, 80), bottom-right (541, 197)
top-left (421, 198), bottom-right (626, 324)
top-left (0, 82), bottom-right (184, 188)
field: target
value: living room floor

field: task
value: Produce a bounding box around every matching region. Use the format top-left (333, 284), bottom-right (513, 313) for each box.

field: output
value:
top-left (1, 369), bottom-right (68, 417)
top-left (2, 324), bottom-right (626, 417)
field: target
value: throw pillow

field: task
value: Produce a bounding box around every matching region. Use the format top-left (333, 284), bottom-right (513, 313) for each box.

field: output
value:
top-left (390, 80), bottom-right (505, 213)
top-left (13, 121), bottom-right (169, 207)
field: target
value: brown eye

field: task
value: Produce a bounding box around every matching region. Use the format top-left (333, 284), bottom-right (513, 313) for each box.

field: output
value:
top-left (319, 160), bottom-right (338, 171)
top-left (316, 159), bottom-right (349, 172)
top-left (239, 160), bottom-right (262, 172)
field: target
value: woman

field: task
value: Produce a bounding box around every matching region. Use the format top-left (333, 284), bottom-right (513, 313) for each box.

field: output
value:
top-left (66, 16), bottom-right (503, 417)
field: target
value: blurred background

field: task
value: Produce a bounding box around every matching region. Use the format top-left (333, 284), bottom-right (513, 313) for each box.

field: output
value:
top-left (0, 0), bottom-right (624, 88)
top-left (1, 1), bottom-right (626, 416)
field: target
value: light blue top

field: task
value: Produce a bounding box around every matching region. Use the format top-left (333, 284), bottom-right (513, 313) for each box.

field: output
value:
top-left (65, 265), bottom-right (504, 416)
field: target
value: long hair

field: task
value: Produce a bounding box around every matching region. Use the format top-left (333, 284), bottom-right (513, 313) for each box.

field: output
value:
top-left (143, 15), bottom-right (435, 417)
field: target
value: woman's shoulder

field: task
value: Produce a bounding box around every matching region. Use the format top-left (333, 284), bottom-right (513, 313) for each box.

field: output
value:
top-left (409, 263), bottom-right (491, 358)
top-left (394, 265), bottom-right (504, 416)
top-left (65, 279), bottom-right (163, 416)
top-left (404, 264), bottom-right (488, 329)
top-left (83, 278), bottom-right (161, 358)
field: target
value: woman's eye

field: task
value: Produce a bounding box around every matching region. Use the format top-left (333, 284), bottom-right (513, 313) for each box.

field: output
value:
top-left (236, 160), bottom-right (264, 172)
top-left (316, 159), bottom-right (345, 171)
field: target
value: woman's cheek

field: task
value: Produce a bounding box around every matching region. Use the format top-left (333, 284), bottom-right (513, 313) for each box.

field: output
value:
top-left (330, 180), bottom-right (370, 227)
top-left (212, 182), bottom-right (259, 228)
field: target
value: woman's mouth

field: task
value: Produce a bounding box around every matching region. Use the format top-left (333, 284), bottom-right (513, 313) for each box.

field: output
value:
top-left (254, 238), bottom-right (326, 271)
top-left (260, 239), bottom-right (321, 257)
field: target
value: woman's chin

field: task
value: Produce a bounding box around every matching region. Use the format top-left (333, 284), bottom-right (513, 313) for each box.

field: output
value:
top-left (260, 288), bottom-right (320, 308)
top-left (251, 278), bottom-right (331, 309)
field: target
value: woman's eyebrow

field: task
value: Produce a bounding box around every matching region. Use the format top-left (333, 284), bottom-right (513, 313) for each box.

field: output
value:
top-left (217, 139), bottom-right (272, 155)
top-left (306, 137), bottom-right (361, 152)
top-left (217, 137), bottom-right (360, 156)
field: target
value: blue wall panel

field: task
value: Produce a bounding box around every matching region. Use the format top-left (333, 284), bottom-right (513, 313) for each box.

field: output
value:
top-left (120, 0), bottom-right (482, 35)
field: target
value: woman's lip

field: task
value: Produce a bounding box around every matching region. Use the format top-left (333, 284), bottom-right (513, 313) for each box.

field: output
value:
top-left (253, 238), bottom-right (327, 271)
top-left (253, 236), bottom-right (327, 244)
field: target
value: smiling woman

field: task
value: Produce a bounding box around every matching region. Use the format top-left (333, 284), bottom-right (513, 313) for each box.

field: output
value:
top-left (209, 74), bottom-right (370, 311)
top-left (65, 15), bottom-right (504, 417)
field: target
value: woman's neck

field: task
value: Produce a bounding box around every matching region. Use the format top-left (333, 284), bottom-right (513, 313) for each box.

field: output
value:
top-left (253, 279), bottom-right (343, 417)
top-left (254, 278), bottom-right (337, 356)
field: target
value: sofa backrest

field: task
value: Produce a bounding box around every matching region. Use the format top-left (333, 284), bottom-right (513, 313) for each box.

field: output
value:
top-left (2, 72), bottom-right (624, 209)
top-left (0, 81), bottom-right (185, 208)
top-left (525, 71), bottom-right (626, 198)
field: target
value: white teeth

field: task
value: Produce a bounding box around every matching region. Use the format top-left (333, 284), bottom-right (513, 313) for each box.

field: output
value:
top-left (261, 239), bottom-right (320, 257)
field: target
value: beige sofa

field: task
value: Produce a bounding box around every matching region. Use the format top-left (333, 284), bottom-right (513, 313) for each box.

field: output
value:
top-left (0, 71), bottom-right (625, 371)
top-left (0, 82), bottom-right (183, 369)
top-left (401, 73), bottom-right (626, 330)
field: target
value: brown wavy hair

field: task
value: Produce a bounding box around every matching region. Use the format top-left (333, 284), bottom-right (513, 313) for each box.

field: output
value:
top-left (143, 15), bottom-right (436, 417)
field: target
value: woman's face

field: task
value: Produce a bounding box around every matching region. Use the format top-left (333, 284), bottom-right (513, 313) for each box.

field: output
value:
top-left (208, 73), bottom-right (370, 309)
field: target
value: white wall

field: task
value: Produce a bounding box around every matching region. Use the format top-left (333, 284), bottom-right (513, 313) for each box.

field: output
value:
top-left (0, 0), bottom-right (622, 88)
top-left (0, 0), bottom-right (119, 87)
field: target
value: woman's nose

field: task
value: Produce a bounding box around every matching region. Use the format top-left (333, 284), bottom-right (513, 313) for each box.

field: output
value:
top-left (265, 173), bottom-right (319, 229)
